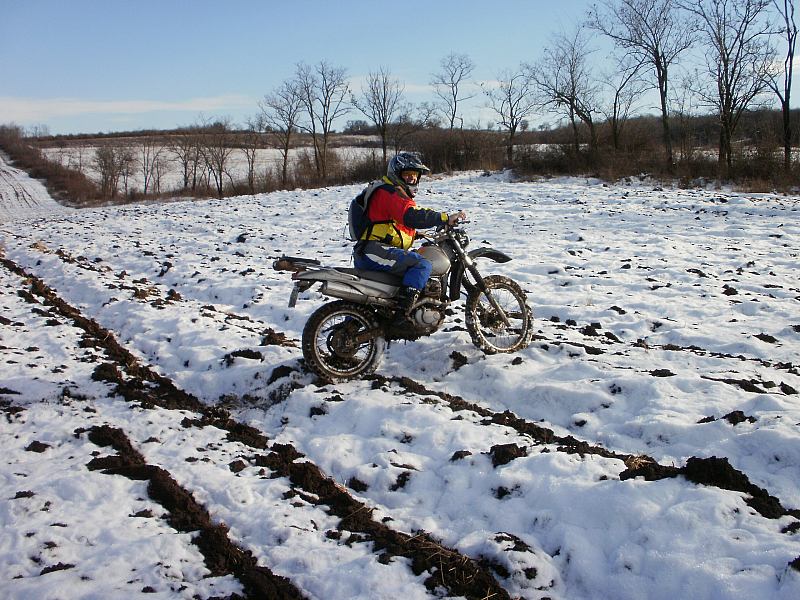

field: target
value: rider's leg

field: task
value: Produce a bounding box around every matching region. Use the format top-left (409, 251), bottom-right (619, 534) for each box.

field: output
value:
top-left (354, 242), bottom-right (432, 318)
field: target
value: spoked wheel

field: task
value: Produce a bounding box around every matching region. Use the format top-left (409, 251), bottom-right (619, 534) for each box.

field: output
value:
top-left (465, 275), bottom-right (533, 354)
top-left (302, 300), bottom-right (385, 382)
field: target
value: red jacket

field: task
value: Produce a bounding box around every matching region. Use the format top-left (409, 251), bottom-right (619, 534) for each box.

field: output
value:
top-left (364, 178), bottom-right (447, 250)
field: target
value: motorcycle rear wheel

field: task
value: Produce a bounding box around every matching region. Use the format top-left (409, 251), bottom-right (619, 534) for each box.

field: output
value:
top-left (302, 300), bottom-right (385, 382)
top-left (465, 275), bottom-right (533, 354)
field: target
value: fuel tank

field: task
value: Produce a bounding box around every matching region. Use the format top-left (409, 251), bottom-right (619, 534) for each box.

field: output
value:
top-left (418, 245), bottom-right (451, 276)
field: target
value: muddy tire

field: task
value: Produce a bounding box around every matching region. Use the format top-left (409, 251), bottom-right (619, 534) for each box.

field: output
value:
top-left (465, 275), bottom-right (533, 354)
top-left (302, 301), bottom-right (385, 382)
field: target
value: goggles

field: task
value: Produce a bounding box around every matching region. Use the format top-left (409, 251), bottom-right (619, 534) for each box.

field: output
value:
top-left (400, 170), bottom-right (420, 184)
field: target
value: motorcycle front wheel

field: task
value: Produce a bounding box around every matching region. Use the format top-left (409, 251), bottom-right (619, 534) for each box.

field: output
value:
top-left (465, 275), bottom-right (533, 354)
top-left (301, 300), bottom-right (385, 382)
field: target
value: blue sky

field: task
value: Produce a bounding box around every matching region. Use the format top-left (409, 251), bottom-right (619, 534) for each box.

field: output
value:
top-left (1, 0), bottom-right (599, 134)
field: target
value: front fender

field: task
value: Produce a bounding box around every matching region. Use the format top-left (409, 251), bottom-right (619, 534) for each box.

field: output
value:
top-left (467, 247), bottom-right (512, 263)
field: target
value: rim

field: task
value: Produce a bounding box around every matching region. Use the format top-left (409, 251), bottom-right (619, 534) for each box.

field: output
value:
top-left (312, 310), bottom-right (377, 377)
top-left (473, 286), bottom-right (528, 351)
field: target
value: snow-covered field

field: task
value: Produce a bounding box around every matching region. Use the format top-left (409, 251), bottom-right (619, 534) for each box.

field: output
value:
top-left (1, 151), bottom-right (799, 599)
top-left (41, 145), bottom-right (379, 193)
top-left (0, 152), bottom-right (72, 222)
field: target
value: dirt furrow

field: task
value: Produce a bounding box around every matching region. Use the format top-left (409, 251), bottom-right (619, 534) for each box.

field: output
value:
top-left (2, 256), bottom-right (512, 600)
top-left (372, 374), bottom-right (800, 524)
top-left (82, 424), bottom-right (303, 599)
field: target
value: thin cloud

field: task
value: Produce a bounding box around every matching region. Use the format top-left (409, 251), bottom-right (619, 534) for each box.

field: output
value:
top-left (0, 95), bottom-right (254, 122)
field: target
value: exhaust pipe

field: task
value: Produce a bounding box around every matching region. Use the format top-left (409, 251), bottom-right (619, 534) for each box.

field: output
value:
top-left (320, 281), bottom-right (396, 306)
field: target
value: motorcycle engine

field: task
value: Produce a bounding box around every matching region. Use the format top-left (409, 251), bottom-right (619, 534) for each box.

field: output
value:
top-left (412, 304), bottom-right (446, 329)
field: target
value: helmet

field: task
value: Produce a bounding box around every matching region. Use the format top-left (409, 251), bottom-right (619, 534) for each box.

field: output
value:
top-left (387, 152), bottom-right (430, 197)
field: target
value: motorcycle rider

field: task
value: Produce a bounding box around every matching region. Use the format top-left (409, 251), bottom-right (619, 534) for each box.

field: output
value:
top-left (353, 152), bottom-right (466, 320)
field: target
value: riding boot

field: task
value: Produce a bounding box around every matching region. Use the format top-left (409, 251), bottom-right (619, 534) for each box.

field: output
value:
top-left (394, 286), bottom-right (420, 323)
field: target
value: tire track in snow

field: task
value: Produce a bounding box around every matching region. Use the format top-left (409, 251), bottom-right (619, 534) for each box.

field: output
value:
top-left (0, 153), bottom-right (67, 221)
top-left (83, 425), bottom-right (302, 599)
top-left (26, 240), bottom-right (797, 522)
top-left (536, 317), bottom-right (799, 381)
top-left (9, 240), bottom-right (800, 585)
top-left (1, 256), bottom-right (511, 600)
top-left (1, 258), bottom-right (303, 599)
top-left (369, 375), bottom-right (800, 524)
top-left (29, 236), bottom-right (800, 394)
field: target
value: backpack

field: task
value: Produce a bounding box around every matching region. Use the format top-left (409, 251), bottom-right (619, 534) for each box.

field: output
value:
top-left (347, 180), bottom-right (389, 242)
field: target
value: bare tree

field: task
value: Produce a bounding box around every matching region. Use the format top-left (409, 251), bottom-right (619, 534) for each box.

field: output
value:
top-left (241, 115), bottom-right (265, 194)
top-left (388, 103), bottom-right (437, 153)
top-left (671, 74), bottom-right (702, 162)
top-left (767, 0), bottom-right (797, 170)
top-left (352, 67), bottom-right (406, 165)
top-left (198, 118), bottom-right (236, 198)
top-left (93, 145), bottom-right (127, 199)
top-left (483, 67), bottom-right (539, 164)
top-left (260, 79), bottom-right (304, 188)
top-left (295, 60), bottom-right (351, 180)
top-left (431, 53), bottom-right (476, 129)
top-left (25, 124), bottom-right (50, 138)
top-left (529, 27), bottom-right (602, 154)
top-left (680, 0), bottom-right (775, 175)
top-left (169, 126), bottom-right (203, 191)
top-left (118, 145), bottom-right (136, 196)
top-left (600, 56), bottom-right (648, 150)
top-left (588, 0), bottom-right (696, 168)
top-left (137, 138), bottom-right (166, 195)
top-left (152, 152), bottom-right (171, 194)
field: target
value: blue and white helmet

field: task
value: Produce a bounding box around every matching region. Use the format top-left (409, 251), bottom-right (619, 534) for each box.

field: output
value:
top-left (387, 152), bottom-right (430, 196)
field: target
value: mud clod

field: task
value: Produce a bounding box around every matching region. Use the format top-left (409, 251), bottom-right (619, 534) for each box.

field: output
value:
top-left (267, 364), bottom-right (295, 384)
top-left (450, 351), bottom-right (469, 370)
top-left (390, 472), bottom-right (412, 491)
top-left (755, 333), bottom-right (778, 344)
top-left (25, 441), bottom-right (51, 453)
top-left (490, 444), bottom-right (528, 467)
top-left (40, 562), bottom-right (75, 575)
top-left (780, 382), bottom-right (798, 395)
top-left (347, 477), bottom-right (369, 493)
top-left (260, 327), bottom-right (295, 347)
top-left (451, 450), bottom-right (472, 462)
top-left (722, 411), bottom-right (756, 425)
top-left (623, 455), bottom-right (788, 520)
top-left (650, 369), bottom-right (675, 377)
top-left (223, 349), bottom-right (264, 366)
top-left (229, 460), bottom-right (248, 473)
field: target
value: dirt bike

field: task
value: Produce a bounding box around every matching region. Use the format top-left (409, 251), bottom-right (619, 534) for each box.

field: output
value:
top-left (273, 223), bottom-right (533, 382)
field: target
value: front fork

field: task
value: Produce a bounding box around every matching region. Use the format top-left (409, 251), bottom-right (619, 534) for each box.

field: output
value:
top-left (454, 248), bottom-right (511, 327)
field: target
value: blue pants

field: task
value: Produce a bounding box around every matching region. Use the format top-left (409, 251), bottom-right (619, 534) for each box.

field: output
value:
top-left (354, 241), bottom-right (432, 290)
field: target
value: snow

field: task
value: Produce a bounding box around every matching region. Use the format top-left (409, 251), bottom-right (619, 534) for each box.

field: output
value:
top-left (1, 150), bottom-right (799, 599)
top-left (0, 152), bottom-right (71, 222)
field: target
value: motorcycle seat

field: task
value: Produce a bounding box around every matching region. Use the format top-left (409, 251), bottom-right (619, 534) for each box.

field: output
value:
top-left (336, 267), bottom-right (401, 286)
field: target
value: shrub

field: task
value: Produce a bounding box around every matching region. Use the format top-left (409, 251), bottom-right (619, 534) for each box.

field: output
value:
top-left (0, 125), bottom-right (99, 205)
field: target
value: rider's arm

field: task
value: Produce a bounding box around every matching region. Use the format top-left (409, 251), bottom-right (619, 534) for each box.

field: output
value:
top-left (402, 206), bottom-right (448, 229)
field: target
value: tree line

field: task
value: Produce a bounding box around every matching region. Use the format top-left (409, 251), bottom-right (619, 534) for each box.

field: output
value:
top-left (3, 0), bottom-right (799, 204)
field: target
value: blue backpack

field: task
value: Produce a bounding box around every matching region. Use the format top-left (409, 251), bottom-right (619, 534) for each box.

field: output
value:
top-left (347, 180), bottom-right (391, 242)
